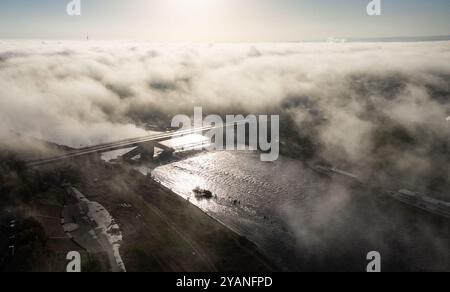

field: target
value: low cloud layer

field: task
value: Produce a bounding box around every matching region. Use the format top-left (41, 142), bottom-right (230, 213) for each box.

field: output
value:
top-left (0, 40), bottom-right (449, 271)
top-left (0, 40), bottom-right (449, 194)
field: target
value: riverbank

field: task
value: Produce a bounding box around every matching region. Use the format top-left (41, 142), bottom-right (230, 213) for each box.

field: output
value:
top-left (65, 156), bottom-right (276, 272)
top-left (0, 136), bottom-right (275, 272)
top-left (64, 186), bottom-right (126, 272)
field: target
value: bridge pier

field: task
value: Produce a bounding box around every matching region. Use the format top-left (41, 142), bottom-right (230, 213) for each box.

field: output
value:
top-left (121, 141), bottom-right (174, 163)
top-left (139, 142), bottom-right (156, 162)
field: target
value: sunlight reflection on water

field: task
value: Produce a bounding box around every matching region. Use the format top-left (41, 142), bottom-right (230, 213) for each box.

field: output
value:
top-left (101, 135), bottom-right (329, 271)
top-left (148, 151), bottom-right (329, 270)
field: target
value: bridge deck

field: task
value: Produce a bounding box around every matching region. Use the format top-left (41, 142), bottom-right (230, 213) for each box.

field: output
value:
top-left (26, 122), bottom-right (243, 167)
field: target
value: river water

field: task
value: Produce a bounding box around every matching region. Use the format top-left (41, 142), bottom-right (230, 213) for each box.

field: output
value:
top-left (102, 146), bottom-right (328, 270)
top-left (100, 135), bottom-right (450, 272)
top-left (139, 150), bottom-right (335, 270)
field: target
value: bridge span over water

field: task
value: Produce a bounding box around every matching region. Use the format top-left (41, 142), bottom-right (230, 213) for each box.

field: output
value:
top-left (26, 123), bottom-right (241, 167)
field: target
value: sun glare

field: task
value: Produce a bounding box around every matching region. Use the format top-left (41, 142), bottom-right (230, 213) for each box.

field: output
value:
top-left (162, 0), bottom-right (218, 12)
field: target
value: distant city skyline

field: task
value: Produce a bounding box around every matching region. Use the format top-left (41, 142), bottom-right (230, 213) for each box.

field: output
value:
top-left (0, 0), bottom-right (449, 41)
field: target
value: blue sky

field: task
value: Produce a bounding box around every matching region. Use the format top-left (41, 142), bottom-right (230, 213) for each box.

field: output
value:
top-left (0, 0), bottom-right (449, 41)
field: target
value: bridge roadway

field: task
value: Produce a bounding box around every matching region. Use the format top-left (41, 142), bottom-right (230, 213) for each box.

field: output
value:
top-left (26, 122), bottom-right (243, 167)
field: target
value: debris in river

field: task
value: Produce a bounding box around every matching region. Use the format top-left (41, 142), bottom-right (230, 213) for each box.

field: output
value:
top-left (193, 187), bottom-right (214, 199)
